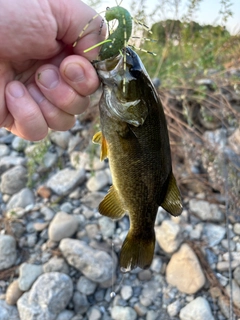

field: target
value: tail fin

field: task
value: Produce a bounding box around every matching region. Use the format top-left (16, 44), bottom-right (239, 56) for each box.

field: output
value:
top-left (120, 231), bottom-right (155, 271)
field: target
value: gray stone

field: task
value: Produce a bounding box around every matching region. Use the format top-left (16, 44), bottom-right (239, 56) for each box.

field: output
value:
top-left (98, 216), bottom-right (115, 238)
top-left (226, 279), bottom-right (240, 308)
top-left (0, 144), bottom-right (10, 157)
top-left (60, 238), bottom-right (115, 283)
top-left (12, 136), bottom-right (28, 151)
top-left (56, 310), bottom-right (75, 320)
top-left (189, 199), bottom-right (223, 221)
top-left (43, 256), bottom-right (69, 274)
top-left (155, 220), bottom-right (181, 253)
top-left (47, 168), bottom-right (85, 196)
top-left (111, 306), bottom-right (137, 320)
top-left (0, 235), bottom-right (17, 270)
top-left (233, 266), bottom-right (240, 286)
top-left (81, 192), bottom-right (106, 209)
top-left (0, 300), bottom-right (20, 320)
top-left (133, 303), bottom-right (147, 316)
top-left (166, 244), bottom-right (205, 294)
top-left (120, 285), bottom-right (133, 301)
top-left (43, 151), bottom-right (58, 168)
top-left (40, 206), bottom-right (55, 221)
top-left (167, 299), bottom-right (181, 317)
top-left (86, 170), bottom-right (109, 191)
top-left (146, 310), bottom-right (158, 320)
top-left (179, 297), bottom-right (214, 320)
top-left (18, 263), bottom-right (43, 291)
top-left (50, 131), bottom-right (72, 149)
top-left (70, 151), bottom-right (105, 171)
top-left (150, 257), bottom-right (163, 273)
top-left (0, 156), bottom-right (26, 174)
top-left (203, 224), bottom-right (226, 246)
top-left (73, 291), bottom-right (89, 314)
top-left (60, 202), bottom-right (73, 214)
top-left (1, 165), bottom-right (27, 195)
top-left (87, 307), bottom-right (102, 320)
top-left (48, 211), bottom-right (79, 241)
top-left (6, 188), bottom-right (35, 210)
top-left (17, 272), bottom-right (73, 320)
top-left (233, 222), bottom-right (240, 235)
top-left (76, 276), bottom-right (97, 295)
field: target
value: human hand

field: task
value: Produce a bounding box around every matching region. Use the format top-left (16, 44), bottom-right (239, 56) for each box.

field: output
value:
top-left (0, 0), bottom-right (106, 141)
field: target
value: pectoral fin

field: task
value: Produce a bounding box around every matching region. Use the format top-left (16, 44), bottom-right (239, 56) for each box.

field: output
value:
top-left (99, 186), bottom-right (126, 219)
top-left (92, 131), bottom-right (108, 161)
top-left (161, 172), bottom-right (183, 216)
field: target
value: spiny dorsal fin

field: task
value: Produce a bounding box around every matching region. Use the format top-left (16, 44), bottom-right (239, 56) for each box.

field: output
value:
top-left (92, 131), bottom-right (108, 161)
top-left (99, 186), bottom-right (126, 219)
top-left (161, 172), bottom-right (183, 216)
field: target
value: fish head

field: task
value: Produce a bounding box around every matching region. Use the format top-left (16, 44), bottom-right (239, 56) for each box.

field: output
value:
top-left (93, 47), bottom-right (149, 126)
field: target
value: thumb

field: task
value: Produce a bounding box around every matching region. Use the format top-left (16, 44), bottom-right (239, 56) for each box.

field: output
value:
top-left (49, 0), bottom-right (106, 60)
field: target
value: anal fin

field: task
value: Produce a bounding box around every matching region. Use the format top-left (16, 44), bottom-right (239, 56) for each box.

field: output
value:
top-left (99, 186), bottom-right (126, 220)
top-left (161, 172), bottom-right (183, 216)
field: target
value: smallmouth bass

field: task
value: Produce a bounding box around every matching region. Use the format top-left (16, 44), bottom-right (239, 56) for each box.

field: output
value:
top-left (93, 47), bottom-right (182, 271)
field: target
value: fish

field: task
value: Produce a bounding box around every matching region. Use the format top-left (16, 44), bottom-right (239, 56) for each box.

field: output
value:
top-left (92, 47), bottom-right (183, 271)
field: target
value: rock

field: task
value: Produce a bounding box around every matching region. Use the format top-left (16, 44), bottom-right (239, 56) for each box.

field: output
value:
top-left (6, 188), bottom-right (35, 210)
top-left (47, 168), bottom-right (85, 196)
top-left (0, 235), bottom-right (17, 270)
top-left (0, 156), bottom-right (26, 174)
top-left (233, 266), bottom-right (240, 286)
top-left (146, 310), bottom-right (159, 320)
top-left (18, 263), bottom-right (43, 291)
top-left (150, 257), bottom-right (163, 273)
top-left (134, 303), bottom-right (147, 316)
top-left (98, 216), bottom-right (115, 238)
top-left (0, 165), bottom-right (27, 195)
top-left (40, 206), bottom-right (55, 221)
top-left (5, 280), bottom-right (23, 305)
top-left (73, 291), bottom-right (89, 314)
top-left (120, 285), bottom-right (133, 301)
top-left (155, 220), bottom-right (181, 253)
top-left (43, 151), bottom-right (58, 169)
top-left (86, 170), bottom-right (109, 191)
top-left (0, 144), bottom-right (10, 157)
top-left (17, 272), bottom-right (73, 320)
top-left (226, 279), bottom-right (240, 308)
top-left (33, 222), bottom-right (49, 232)
top-left (36, 185), bottom-right (52, 198)
top-left (87, 307), bottom-right (102, 320)
top-left (203, 224), bottom-right (226, 246)
top-left (167, 299), bottom-right (181, 317)
top-left (166, 243), bottom-right (205, 294)
top-left (189, 199), bottom-right (223, 221)
top-left (81, 192), bottom-right (106, 209)
top-left (11, 136), bottom-right (28, 151)
top-left (141, 280), bottom-right (160, 301)
top-left (56, 310), bottom-right (75, 320)
top-left (70, 151), bottom-right (105, 171)
top-left (60, 238), bottom-right (115, 283)
top-left (50, 131), bottom-right (72, 149)
top-left (179, 296), bottom-right (214, 320)
top-left (233, 222), bottom-right (240, 235)
top-left (0, 300), bottom-right (20, 320)
top-left (111, 306), bottom-right (137, 320)
top-left (216, 260), bottom-right (240, 272)
top-left (43, 256), bottom-right (69, 274)
top-left (76, 276), bottom-right (97, 295)
top-left (48, 211), bottom-right (79, 241)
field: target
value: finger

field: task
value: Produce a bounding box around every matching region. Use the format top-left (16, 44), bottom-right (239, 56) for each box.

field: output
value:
top-left (27, 84), bottom-right (76, 131)
top-left (60, 55), bottom-right (100, 96)
top-left (35, 64), bottom-right (90, 115)
top-left (5, 81), bottom-right (48, 141)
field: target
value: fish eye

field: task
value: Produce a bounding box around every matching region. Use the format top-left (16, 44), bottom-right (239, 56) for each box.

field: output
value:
top-left (129, 68), bottom-right (141, 79)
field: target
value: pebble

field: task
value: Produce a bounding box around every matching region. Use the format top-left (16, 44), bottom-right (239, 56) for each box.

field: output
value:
top-left (0, 155), bottom-right (26, 174)
top-left (76, 276), bottom-right (97, 295)
top-left (179, 296), bottom-right (214, 320)
top-left (134, 302), bottom-right (147, 316)
top-left (87, 307), bottom-right (102, 320)
top-left (0, 144), bottom-right (10, 157)
top-left (86, 170), bottom-right (109, 192)
top-left (166, 243), bottom-right (205, 294)
top-left (226, 279), bottom-right (240, 308)
top-left (0, 235), bottom-right (17, 270)
top-left (47, 168), bottom-right (86, 196)
top-left (0, 165), bottom-right (27, 195)
top-left (18, 263), bottom-right (43, 291)
top-left (155, 219), bottom-right (181, 253)
top-left (111, 306), bottom-right (137, 320)
top-left (60, 238), bottom-right (115, 283)
top-left (73, 291), bottom-right (89, 314)
top-left (43, 256), bottom-right (69, 274)
top-left (233, 265), bottom-right (240, 285)
top-left (216, 260), bottom-right (240, 272)
top-left (36, 185), bottom-right (52, 198)
top-left (17, 272), bottom-right (73, 320)
top-left (167, 299), bottom-right (181, 317)
top-left (0, 300), bottom-right (20, 320)
top-left (203, 224), bottom-right (226, 246)
top-left (189, 199), bottom-right (223, 221)
top-left (50, 131), bottom-right (72, 149)
top-left (233, 222), bottom-right (240, 235)
top-left (120, 285), bottom-right (133, 301)
top-left (48, 211), bottom-right (79, 242)
top-left (56, 309), bottom-right (75, 320)
top-left (98, 216), bottom-right (115, 238)
top-left (6, 188), bottom-right (35, 210)
top-left (43, 151), bottom-right (58, 169)
top-left (5, 280), bottom-right (23, 305)
top-left (12, 136), bottom-right (28, 151)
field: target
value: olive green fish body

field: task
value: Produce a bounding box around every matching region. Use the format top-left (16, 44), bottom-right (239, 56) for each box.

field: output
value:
top-left (93, 47), bottom-right (182, 270)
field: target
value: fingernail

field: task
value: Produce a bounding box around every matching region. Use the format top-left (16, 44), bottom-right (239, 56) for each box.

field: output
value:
top-left (64, 63), bottom-right (85, 82)
top-left (8, 82), bottom-right (25, 98)
top-left (38, 69), bottom-right (59, 89)
top-left (28, 85), bottom-right (45, 104)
